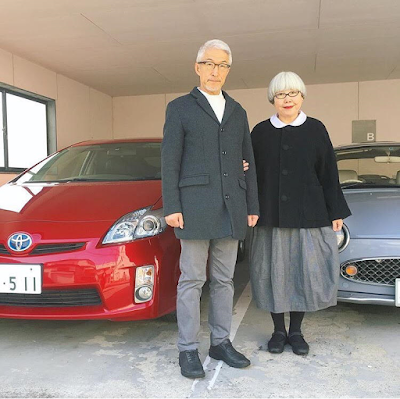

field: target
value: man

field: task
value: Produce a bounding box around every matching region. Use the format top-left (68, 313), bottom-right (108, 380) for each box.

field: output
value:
top-left (161, 39), bottom-right (259, 379)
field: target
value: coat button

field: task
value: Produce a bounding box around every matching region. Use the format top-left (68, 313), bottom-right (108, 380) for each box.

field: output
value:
top-left (282, 144), bottom-right (289, 150)
top-left (222, 151), bottom-right (227, 155)
top-left (220, 128), bottom-right (224, 132)
top-left (281, 195), bottom-right (288, 201)
top-left (282, 169), bottom-right (288, 175)
top-left (225, 194), bottom-right (230, 199)
top-left (223, 172), bottom-right (228, 177)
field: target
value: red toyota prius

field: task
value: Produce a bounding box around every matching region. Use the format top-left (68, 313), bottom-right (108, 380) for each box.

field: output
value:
top-left (0, 139), bottom-right (181, 321)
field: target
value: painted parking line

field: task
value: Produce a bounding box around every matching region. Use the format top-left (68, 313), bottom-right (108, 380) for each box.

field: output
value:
top-left (190, 281), bottom-right (253, 394)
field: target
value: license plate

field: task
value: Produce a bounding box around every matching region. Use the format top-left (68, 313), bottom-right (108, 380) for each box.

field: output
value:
top-left (396, 278), bottom-right (400, 307)
top-left (0, 264), bottom-right (42, 294)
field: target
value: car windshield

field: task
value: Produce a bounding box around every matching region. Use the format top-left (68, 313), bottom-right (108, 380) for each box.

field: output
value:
top-left (14, 142), bottom-right (161, 183)
top-left (336, 145), bottom-right (400, 188)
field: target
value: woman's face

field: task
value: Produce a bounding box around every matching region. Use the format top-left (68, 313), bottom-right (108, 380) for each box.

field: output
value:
top-left (273, 89), bottom-right (304, 123)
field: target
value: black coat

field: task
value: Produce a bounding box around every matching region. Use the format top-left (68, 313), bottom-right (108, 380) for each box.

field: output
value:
top-left (251, 117), bottom-right (351, 228)
top-left (162, 88), bottom-right (259, 240)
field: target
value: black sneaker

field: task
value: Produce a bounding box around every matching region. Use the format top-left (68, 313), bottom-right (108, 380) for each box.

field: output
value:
top-left (288, 332), bottom-right (309, 355)
top-left (267, 331), bottom-right (287, 353)
top-left (179, 350), bottom-right (205, 379)
top-left (209, 339), bottom-right (250, 368)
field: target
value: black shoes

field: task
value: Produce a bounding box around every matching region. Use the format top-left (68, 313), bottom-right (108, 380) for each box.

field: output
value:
top-left (267, 331), bottom-right (287, 353)
top-left (288, 332), bottom-right (309, 355)
top-left (179, 340), bottom-right (250, 378)
top-left (209, 339), bottom-right (251, 368)
top-left (179, 350), bottom-right (205, 379)
top-left (267, 331), bottom-right (309, 355)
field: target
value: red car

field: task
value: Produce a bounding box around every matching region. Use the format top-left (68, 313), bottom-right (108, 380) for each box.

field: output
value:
top-left (0, 139), bottom-right (181, 321)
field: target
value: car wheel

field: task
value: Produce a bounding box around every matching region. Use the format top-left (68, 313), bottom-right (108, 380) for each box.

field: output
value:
top-left (237, 239), bottom-right (246, 262)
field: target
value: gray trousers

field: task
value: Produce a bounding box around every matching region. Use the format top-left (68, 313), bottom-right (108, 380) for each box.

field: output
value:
top-left (177, 238), bottom-right (239, 352)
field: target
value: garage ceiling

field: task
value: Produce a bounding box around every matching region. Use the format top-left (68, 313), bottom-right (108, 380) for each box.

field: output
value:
top-left (1, 0), bottom-right (400, 96)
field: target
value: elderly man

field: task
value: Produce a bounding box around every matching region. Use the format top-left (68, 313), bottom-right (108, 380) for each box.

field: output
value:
top-left (161, 39), bottom-right (259, 379)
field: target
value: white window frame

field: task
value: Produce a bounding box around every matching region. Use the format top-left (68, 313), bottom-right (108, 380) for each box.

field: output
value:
top-left (1, 85), bottom-right (56, 173)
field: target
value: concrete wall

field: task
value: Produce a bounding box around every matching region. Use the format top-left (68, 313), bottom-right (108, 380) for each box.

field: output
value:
top-left (0, 47), bottom-right (113, 186)
top-left (112, 80), bottom-right (398, 148)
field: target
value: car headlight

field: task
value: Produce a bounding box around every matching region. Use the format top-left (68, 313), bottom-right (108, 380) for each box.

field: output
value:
top-left (102, 207), bottom-right (167, 245)
top-left (336, 224), bottom-right (350, 252)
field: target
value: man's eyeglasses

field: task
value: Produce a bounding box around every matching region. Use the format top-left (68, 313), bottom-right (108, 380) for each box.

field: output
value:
top-left (274, 90), bottom-right (300, 99)
top-left (198, 61), bottom-right (231, 72)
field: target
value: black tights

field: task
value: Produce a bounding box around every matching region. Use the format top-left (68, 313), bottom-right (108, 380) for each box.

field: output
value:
top-left (270, 311), bottom-right (305, 334)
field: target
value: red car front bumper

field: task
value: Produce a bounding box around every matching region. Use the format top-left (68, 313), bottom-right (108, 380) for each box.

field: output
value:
top-left (0, 228), bottom-right (180, 321)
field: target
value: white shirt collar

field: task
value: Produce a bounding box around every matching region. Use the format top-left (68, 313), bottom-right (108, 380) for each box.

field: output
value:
top-left (197, 87), bottom-right (224, 101)
top-left (197, 87), bottom-right (225, 123)
top-left (270, 110), bottom-right (307, 128)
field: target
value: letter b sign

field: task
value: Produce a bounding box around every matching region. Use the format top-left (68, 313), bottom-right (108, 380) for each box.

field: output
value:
top-left (352, 120), bottom-right (376, 143)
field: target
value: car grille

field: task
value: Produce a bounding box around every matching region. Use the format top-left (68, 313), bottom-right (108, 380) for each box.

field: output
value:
top-left (0, 244), bottom-right (8, 254)
top-left (0, 289), bottom-right (102, 307)
top-left (0, 242), bottom-right (85, 255)
top-left (31, 243), bottom-right (85, 255)
top-left (341, 258), bottom-right (400, 286)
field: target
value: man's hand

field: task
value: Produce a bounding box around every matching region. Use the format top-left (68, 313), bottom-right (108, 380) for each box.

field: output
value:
top-left (165, 213), bottom-right (184, 229)
top-left (243, 159), bottom-right (249, 172)
top-left (332, 219), bottom-right (343, 232)
top-left (165, 213), bottom-right (183, 229)
top-left (248, 215), bottom-right (259, 227)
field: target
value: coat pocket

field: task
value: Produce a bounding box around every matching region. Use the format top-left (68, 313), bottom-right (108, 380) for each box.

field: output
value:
top-left (238, 178), bottom-right (247, 190)
top-left (303, 185), bottom-right (329, 220)
top-left (179, 174), bottom-right (210, 188)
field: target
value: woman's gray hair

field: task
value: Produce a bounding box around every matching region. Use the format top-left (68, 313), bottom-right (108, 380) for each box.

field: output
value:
top-left (196, 39), bottom-right (232, 65)
top-left (267, 71), bottom-right (307, 104)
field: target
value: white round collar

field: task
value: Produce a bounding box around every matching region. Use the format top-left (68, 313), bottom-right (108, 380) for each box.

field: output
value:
top-left (270, 111), bottom-right (307, 128)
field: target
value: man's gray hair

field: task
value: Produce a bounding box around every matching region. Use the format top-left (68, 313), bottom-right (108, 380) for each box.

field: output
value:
top-left (196, 39), bottom-right (232, 65)
top-left (267, 71), bottom-right (307, 104)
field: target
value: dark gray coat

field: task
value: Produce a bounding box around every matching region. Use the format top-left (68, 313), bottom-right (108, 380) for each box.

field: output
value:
top-left (161, 88), bottom-right (259, 240)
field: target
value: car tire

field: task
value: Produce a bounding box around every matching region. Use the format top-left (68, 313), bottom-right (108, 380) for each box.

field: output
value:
top-left (237, 239), bottom-right (246, 262)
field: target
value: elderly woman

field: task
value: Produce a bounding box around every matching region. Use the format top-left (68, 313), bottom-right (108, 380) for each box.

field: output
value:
top-left (249, 71), bottom-right (351, 355)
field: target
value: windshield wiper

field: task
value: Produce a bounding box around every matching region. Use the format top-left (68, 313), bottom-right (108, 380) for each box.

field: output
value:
top-left (341, 182), bottom-right (366, 188)
top-left (17, 179), bottom-right (96, 183)
top-left (24, 176), bottom-right (161, 183)
top-left (61, 177), bottom-right (101, 182)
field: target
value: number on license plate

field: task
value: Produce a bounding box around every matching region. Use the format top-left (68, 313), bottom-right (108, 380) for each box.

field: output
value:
top-left (396, 278), bottom-right (400, 307)
top-left (0, 264), bottom-right (42, 294)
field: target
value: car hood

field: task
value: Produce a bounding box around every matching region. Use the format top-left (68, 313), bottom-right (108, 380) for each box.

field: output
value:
top-left (343, 188), bottom-right (400, 239)
top-left (0, 181), bottom-right (162, 223)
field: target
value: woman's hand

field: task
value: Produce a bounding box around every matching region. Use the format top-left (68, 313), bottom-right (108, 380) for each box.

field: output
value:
top-left (332, 219), bottom-right (343, 232)
top-left (243, 159), bottom-right (249, 172)
top-left (165, 213), bottom-right (184, 229)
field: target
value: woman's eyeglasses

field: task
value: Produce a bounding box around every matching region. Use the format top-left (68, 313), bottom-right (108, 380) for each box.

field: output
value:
top-left (274, 90), bottom-right (300, 99)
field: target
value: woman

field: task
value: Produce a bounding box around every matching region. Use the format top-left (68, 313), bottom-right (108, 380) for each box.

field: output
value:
top-left (250, 71), bottom-right (351, 356)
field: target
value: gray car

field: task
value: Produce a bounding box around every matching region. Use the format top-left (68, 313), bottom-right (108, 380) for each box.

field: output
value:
top-left (335, 142), bottom-right (400, 306)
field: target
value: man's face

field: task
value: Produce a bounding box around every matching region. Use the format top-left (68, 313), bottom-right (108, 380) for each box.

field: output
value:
top-left (195, 47), bottom-right (230, 95)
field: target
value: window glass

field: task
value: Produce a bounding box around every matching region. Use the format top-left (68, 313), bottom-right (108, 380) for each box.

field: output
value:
top-left (0, 95), bottom-right (4, 167)
top-left (336, 146), bottom-right (400, 187)
top-left (6, 93), bottom-right (47, 169)
top-left (15, 142), bottom-right (162, 183)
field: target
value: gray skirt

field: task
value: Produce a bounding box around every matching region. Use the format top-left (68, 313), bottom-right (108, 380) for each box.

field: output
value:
top-left (249, 226), bottom-right (340, 313)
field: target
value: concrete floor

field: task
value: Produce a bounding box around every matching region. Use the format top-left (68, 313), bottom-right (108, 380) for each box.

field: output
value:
top-left (0, 259), bottom-right (399, 398)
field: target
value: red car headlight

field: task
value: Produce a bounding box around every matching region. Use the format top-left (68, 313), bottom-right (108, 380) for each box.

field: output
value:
top-left (102, 207), bottom-right (167, 245)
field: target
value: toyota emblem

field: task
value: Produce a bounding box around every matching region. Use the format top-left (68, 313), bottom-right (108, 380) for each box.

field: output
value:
top-left (7, 233), bottom-right (33, 252)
